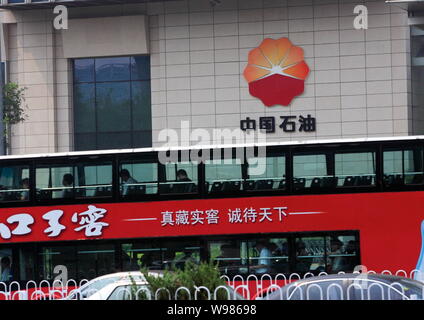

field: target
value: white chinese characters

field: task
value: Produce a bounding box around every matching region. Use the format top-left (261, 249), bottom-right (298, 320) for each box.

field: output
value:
top-left (43, 210), bottom-right (66, 237)
top-left (0, 213), bottom-right (35, 239)
top-left (0, 205), bottom-right (109, 241)
top-left (161, 206), bottom-right (292, 227)
top-left (72, 205), bottom-right (109, 237)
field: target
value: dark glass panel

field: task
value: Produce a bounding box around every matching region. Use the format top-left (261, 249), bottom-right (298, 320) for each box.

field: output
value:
top-left (131, 81), bottom-right (152, 131)
top-left (74, 59), bottom-right (95, 83)
top-left (96, 132), bottom-right (132, 150)
top-left (132, 130), bottom-right (152, 149)
top-left (96, 82), bottom-right (131, 133)
top-left (130, 56), bottom-right (151, 81)
top-left (95, 57), bottom-right (131, 82)
top-left (77, 244), bottom-right (117, 280)
top-left (74, 133), bottom-right (97, 152)
top-left (38, 246), bottom-right (77, 281)
top-left (74, 83), bottom-right (95, 133)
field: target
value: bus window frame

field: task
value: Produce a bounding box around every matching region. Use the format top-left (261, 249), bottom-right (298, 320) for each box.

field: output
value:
top-left (3, 230), bottom-right (360, 283)
top-left (0, 160), bottom-right (32, 207)
top-left (382, 142), bottom-right (424, 192)
top-left (203, 147), bottom-right (246, 199)
top-left (244, 145), bottom-right (290, 196)
top-left (34, 155), bottom-right (115, 206)
top-left (157, 150), bottom-right (201, 200)
top-left (117, 151), bottom-right (160, 201)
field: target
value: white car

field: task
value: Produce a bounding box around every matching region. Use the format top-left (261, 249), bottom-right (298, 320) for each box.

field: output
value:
top-left (64, 271), bottom-right (162, 300)
top-left (85, 279), bottom-right (151, 300)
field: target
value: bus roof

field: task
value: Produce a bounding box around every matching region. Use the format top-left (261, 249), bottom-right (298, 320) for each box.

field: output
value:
top-left (1, 135), bottom-right (424, 161)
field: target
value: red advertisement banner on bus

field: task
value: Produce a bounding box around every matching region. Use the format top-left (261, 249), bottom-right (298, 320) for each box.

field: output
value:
top-left (0, 191), bottom-right (422, 272)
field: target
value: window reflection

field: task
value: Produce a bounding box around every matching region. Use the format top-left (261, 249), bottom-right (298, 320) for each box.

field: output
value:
top-left (95, 57), bottom-right (131, 82)
top-left (74, 59), bottom-right (94, 83)
top-left (131, 56), bottom-right (151, 81)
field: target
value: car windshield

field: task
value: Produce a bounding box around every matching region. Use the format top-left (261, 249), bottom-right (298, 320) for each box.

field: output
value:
top-left (68, 277), bottom-right (120, 299)
top-left (107, 285), bottom-right (150, 300)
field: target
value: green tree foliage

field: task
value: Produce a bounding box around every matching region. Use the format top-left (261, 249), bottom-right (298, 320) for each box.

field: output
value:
top-left (2, 82), bottom-right (27, 153)
top-left (137, 261), bottom-right (230, 300)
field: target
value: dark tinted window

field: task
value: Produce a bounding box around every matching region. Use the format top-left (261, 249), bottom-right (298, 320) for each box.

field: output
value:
top-left (0, 165), bottom-right (30, 202)
top-left (74, 59), bottom-right (94, 83)
top-left (73, 56), bottom-right (151, 151)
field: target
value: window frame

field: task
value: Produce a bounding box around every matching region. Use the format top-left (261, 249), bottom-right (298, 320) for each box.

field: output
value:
top-left (0, 160), bottom-right (32, 205)
top-left (34, 155), bottom-right (115, 205)
top-left (382, 143), bottom-right (424, 191)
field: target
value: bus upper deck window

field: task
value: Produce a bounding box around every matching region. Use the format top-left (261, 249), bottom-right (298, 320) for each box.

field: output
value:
top-left (204, 150), bottom-right (243, 195)
top-left (119, 161), bottom-right (158, 197)
top-left (160, 161), bottom-right (198, 195)
top-left (77, 162), bottom-right (112, 199)
top-left (335, 151), bottom-right (376, 188)
top-left (35, 162), bottom-right (113, 201)
top-left (36, 165), bottom-right (74, 201)
top-left (0, 165), bottom-right (30, 202)
top-left (246, 154), bottom-right (286, 192)
top-left (293, 153), bottom-right (331, 190)
top-left (383, 147), bottom-right (424, 187)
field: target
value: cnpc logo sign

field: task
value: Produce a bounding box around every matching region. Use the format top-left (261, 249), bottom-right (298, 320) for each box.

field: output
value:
top-left (243, 38), bottom-right (310, 107)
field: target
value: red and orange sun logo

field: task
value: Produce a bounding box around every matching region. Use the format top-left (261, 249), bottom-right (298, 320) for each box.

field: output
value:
top-left (243, 38), bottom-right (310, 107)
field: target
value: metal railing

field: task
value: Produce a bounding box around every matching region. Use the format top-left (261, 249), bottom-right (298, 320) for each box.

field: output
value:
top-left (0, 269), bottom-right (423, 300)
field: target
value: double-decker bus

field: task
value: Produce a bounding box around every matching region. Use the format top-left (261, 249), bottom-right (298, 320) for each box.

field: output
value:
top-left (0, 136), bottom-right (423, 286)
